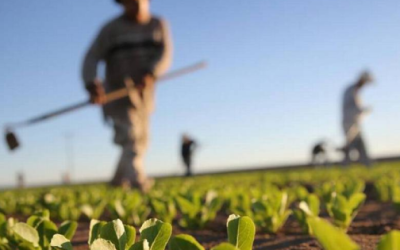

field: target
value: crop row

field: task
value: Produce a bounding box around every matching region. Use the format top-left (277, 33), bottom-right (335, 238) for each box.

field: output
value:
top-left (1, 165), bottom-right (400, 232)
top-left (1, 208), bottom-right (399, 250)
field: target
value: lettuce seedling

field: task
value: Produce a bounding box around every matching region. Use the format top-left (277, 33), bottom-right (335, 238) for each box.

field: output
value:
top-left (108, 196), bottom-right (151, 227)
top-left (0, 210), bottom-right (77, 250)
top-left (306, 215), bottom-right (360, 250)
top-left (169, 215), bottom-right (255, 250)
top-left (377, 230), bottom-right (400, 250)
top-left (293, 194), bottom-right (320, 235)
top-left (327, 193), bottom-right (366, 231)
top-left (228, 193), bottom-right (253, 218)
top-left (88, 218), bottom-right (171, 250)
top-left (227, 215), bottom-right (255, 250)
top-left (252, 191), bottom-right (291, 233)
top-left (169, 234), bottom-right (205, 250)
top-left (342, 179), bottom-right (365, 200)
top-left (175, 191), bottom-right (223, 229)
top-left (149, 198), bottom-right (176, 225)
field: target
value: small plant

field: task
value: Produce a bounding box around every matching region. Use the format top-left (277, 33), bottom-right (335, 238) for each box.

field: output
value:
top-left (377, 230), bottom-right (400, 250)
top-left (169, 214), bottom-right (255, 250)
top-left (251, 191), bottom-right (291, 233)
top-left (150, 198), bottom-right (176, 225)
top-left (175, 191), bottom-right (223, 229)
top-left (227, 193), bottom-right (253, 217)
top-left (306, 215), bottom-right (360, 250)
top-left (108, 194), bottom-right (151, 227)
top-left (302, 203), bottom-right (400, 250)
top-left (169, 235), bottom-right (205, 250)
top-left (88, 218), bottom-right (171, 250)
top-left (0, 210), bottom-right (77, 250)
top-left (326, 193), bottom-right (366, 231)
top-left (80, 199), bottom-right (107, 220)
top-left (293, 194), bottom-right (320, 235)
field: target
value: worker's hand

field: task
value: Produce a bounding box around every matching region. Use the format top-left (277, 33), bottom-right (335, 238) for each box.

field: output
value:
top-left (86, 79), bottom-right (106, 105)
top-left (136, 74), bottom-right (155, 92)
top-left (363, 107), bottom-right (372, 114)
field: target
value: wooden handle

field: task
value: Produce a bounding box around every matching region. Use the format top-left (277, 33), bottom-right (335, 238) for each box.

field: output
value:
top-left (103, 61), bottom-right (208, 104)
top-left (105, 88), bottom-right (129, 104)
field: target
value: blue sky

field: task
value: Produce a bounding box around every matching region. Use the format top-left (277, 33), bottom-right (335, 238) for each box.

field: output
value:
top-left (1, 0), bottom-right (400, 186)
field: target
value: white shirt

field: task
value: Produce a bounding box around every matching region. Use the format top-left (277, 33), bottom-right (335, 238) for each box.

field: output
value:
top-left (342, 84), bottom-right (366, 141)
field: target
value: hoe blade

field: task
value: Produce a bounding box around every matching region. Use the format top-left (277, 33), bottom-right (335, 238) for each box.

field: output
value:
top-left (5, 131), bottom-right (19, 151)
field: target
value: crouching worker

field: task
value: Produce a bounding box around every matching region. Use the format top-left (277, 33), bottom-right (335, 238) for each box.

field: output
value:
top-left (82, 0), bottom-right (172, 191)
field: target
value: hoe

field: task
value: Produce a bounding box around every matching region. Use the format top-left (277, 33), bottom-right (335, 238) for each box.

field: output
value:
top-left (4, 61), bottom-right (207, 151)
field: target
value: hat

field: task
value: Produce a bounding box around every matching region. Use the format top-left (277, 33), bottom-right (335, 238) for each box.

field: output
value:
top-left (359, 71), bottom-right (374, 83)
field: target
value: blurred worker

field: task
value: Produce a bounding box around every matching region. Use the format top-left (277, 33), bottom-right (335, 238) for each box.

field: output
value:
top-left (181, 134), bottom-right (197, 176)
top-left (341, 71), bottom-right (373, 167)
top-left (82, 0), bottom-right (172, 191)
top-left (311, 141), bottom-right (328, 166)
top-left (17, 172), bottom-right (25, 189)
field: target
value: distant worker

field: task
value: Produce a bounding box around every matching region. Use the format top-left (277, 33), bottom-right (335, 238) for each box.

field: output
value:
top-left (17, 172), bottom-right (25, 189)
top-left (311, 141), bottom-right (328, 166)
top-left (62, 172), bottom-right (71, 185)
top-left (341, 71), bottom-right (373, 167)
top-left (82, 0), bottom-right (172, 191)
top-left (181, 134), bottom-right (197, 176)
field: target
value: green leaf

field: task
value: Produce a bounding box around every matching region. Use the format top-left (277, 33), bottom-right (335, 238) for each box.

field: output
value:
top-left (175, 197), bottom-right (198, 217)
top-left (58, 221), bottom-right (78, 240)
top-left (348, 193), bottom-right (366, 216)
top-left (26, 216), bottom-right (43, 228)
top-left (89, 220), bottom-right (106, 245)
top-left (377, 230), bottom-right (400, 250)
top-left (0, 214), bottom-right (7, 238)
top-left (0, 214), bottom-right (5, 224)
top-left (0, 242), bottom-right (12, 250)
top-left (307, 216), bottom-right (360, 250)
top-left (12, 222), bottom-right (40, 247)
top-left (100, 219), bottom-right (127, 250)
top-left (124, 225), bottom-right (136, 249)
top-left (50, 234), bottom-right (73, 250)
top-left (129, 240), bottom-right (150, 250)
top-left (16, 242), bottom-right (38, 250)
top-left (306, 194), bottom-right (320, 216)
top-left (139, 219), bottom-right (172, 250)
top-left (27, 210), bottom-right (51, 228)
top-left (91, 239), bottom-right (117, 250)
top-left (36, 220), bottom-right (58, 248)
top-left (81, 205), bottom-right (94, 219)
top-left (211, 243), bottom-right (239, 250)
top-left (227, 215), bottom-right (255, 250)
top-left (168, 234), bottom-right (205, 250)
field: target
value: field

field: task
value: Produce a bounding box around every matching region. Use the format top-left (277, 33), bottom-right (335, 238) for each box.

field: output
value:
top-left (1, 162), bottom-right (400, 250)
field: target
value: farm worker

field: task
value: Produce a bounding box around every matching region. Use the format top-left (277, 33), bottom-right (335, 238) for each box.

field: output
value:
top-left (82, 0), bottom-right (172, 191)
top-left (341, 71), bottom-right (373, 167)
top-left (181, 134), bottom-right (197, 177)
top-left (311, 141), bottom-right (328, 166)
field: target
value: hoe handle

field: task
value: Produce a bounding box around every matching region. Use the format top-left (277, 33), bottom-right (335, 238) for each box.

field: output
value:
top-left (104, 61), bottom-right (207, 103)
top-left (23, 101), bottom-right (91, 126)
top-left (13, 61), bottom-right (207, 128)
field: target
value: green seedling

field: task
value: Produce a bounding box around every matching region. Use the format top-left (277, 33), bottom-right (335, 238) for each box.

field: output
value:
top-left (252, 191), bottom-right (291, 233)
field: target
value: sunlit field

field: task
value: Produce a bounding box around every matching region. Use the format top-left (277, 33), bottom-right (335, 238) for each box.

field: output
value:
top-left (1, 162), bottom-right (400, 250)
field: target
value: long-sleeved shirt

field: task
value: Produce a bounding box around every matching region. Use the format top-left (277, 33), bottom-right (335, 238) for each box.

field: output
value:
top-left (82, 14), bottom-right (172, 116)
top-left (181, 140), bottom-right (196, 158)
top-left (342, 84), bottom-right (367, 140)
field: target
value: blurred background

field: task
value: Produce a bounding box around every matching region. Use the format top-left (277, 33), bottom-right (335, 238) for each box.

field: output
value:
top-left (1, 0), bottom-right (400, 187)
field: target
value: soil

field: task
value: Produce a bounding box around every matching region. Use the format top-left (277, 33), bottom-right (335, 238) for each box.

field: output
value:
top-left (71, 200), bottom-right (399, 250)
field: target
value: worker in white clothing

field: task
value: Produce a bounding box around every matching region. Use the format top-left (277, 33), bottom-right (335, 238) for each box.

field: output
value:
top-left (341, 71), bottom-right (373, 167)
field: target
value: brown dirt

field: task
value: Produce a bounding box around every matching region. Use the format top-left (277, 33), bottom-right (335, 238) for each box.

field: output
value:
top-left (71, 200), bottom-right (399, 250)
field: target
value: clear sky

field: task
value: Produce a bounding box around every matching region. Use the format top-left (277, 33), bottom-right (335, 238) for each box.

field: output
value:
top-left (1, 0), bottom-right (400, 187)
